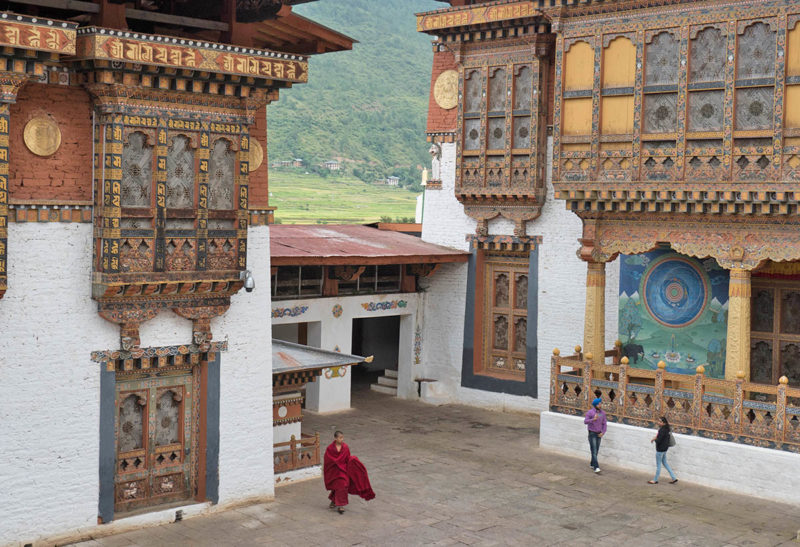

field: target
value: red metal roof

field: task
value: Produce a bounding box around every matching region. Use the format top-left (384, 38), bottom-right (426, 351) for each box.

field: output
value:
top-left (270, 225), bottom-right (469, 266)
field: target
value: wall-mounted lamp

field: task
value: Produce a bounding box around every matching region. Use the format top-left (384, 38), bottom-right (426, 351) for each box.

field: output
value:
top-left (240, 269), bottom-right (255, 293)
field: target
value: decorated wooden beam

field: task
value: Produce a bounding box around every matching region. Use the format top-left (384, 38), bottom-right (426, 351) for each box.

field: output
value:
top-left (74, 27), bottom-right (309, 84)
top-left (417, 1), bottom-right (541, 34)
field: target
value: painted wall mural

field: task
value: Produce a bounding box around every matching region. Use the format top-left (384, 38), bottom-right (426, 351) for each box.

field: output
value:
top-left (619, 250), bottom-right (729, 378)
top-left (361, 300), bottom-right (407, 312)
top-left (271, 306), bottom-right (308, 319)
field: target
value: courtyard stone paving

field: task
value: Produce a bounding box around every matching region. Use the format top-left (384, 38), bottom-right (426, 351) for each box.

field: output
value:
top-left (74, 389), bottom-right (799, 546)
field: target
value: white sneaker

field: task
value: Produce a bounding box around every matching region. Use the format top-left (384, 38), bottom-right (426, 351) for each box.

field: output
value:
top-left (594, 467), bottom-right (601, 473)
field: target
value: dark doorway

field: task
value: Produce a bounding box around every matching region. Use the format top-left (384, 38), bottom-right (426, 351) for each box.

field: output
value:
top-left (351, 316), bottom-right (400, 394)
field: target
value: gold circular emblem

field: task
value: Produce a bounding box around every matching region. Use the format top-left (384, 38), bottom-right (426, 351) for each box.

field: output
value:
top-left (434, 69), bottom-right (459, 110)
top-left (23, 116), bottom-right (61, 157)
top-left (250, 139), bottom-right (264, 171)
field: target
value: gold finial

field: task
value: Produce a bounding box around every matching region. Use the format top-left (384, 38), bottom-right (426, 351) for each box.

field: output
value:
top-left (615, 340), bottom-right (623, 347)
top-left (553, 348), bottom-right (561, 356)
top-left (364, 355), bottom-right (374, 363)
top-left (696, 365), bottom-right (705, 374)
top-left (575, 345), bottom-right (582, 353)
top-left (736, 370), bottom-right (746, 379)
top-left (621, 356), bottom-right (629, 365)
top-left (779, 375), bottom-right (789, 385)
top-left (585, 352), bottom-right (593, 361)
top-left (657, 361), bottom-right (666, 369)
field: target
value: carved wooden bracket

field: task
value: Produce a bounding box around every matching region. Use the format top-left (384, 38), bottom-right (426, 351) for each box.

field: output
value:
top-left (173, 304), bottom-right (230, 345)
top-left (98, 307), bottom-right (161, 350)
top-left (0, 72), bottom-right (30, 103)
top-left (330, 265), bottom-right (365, 282)
top-left (407, 263), bottom-right (440, 278)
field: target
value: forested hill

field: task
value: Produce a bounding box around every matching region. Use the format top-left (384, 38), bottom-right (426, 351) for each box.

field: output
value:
top-left (266, 0), bottom-right (441, 181)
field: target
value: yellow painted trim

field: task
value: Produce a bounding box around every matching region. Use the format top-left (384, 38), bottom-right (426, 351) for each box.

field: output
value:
top-left (563, 97), bottom-right (593, 136)
top-left (786, 85), bottom-right (800, 128)
top-left (601, 95), bottom-right (634, 135)
top-left (564, 40), bottom-right (594, 91)
top-left (561, 143), bottom-right (591, 151)
top-left (602, 36), bottom-right (636, 88)
top-left (788, 25), bottom-right (800, 76)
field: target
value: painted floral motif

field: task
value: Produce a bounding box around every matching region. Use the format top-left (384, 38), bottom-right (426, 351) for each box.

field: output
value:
top-left (271, 305), bottom-right (309, 318)
top-left (324, 366), bottom-right (347, 379)
top-left (332, 304), bottom-right (343, 318)
top-left (414, 326), bottom-right (422, 365)
top-left (361, 300), bottom-right (408, 312)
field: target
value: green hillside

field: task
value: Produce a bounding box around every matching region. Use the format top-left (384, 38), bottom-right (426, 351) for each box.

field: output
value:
top-left (270, 171), bottom-right (418, 224)
top-left (267, 0), bottom-right (440, 186)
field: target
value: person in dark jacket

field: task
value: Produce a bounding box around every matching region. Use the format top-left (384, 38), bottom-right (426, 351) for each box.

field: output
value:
top-left (648, 416), bottom-right (678, 484)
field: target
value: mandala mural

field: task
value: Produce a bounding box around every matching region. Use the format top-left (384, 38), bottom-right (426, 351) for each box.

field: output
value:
top-left (619, 250), bottom-right (729, 378)
top-left (642, 256), bottom-right (709, 328)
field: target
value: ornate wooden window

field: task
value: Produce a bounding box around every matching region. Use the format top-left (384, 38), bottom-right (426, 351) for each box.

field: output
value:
top-left (481, 253), bottom-right (528, 377)
top-left (458, 50), bottom-right (544, 203)
top-left (599, 36), bottom-right (635, 180)
top-left (785, 20), bottom-right (800, 131)
top-left (733, 21), bottom-right (776, 179)
top-left (122, 132), bottom-right (153, 209)
top-left (684, 26), bottom-right (727, 180)
top-left (751, 280), bottom-right (800, 387)
top-left (642, 31), bottom-right (679, 180)
top-left (166, 134), bottom-right (195, 211)
top-left (115, 370), bottom-right (197, 514)
top-left (120, 131), bottom-right (155, 273)
top-left (643, 32), bottom-right (679, 135)
top-left (560, 40), bottom-right (593, 180)
top-left (208, 138), bottom-right (235, 211)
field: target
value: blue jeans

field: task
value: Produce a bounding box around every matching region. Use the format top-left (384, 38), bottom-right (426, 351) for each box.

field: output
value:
top-left (588, 431), bottom-right (601, 469)
top-left (654, 450), bottom-right (676, 482)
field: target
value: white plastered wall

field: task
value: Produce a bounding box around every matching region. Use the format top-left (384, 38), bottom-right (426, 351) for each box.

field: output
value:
top-left (419, 138), bottom-right (620, 413)
top-left (0, 223), bottom-right (274, 545)
top-left (271, 292), bottom-right (421, 412)
top-left (540, 411), bottom-right (800, 506)
top-left (0, 223), bottom-right (118, 545)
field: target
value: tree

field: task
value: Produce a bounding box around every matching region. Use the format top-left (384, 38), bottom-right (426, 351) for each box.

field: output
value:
top-left (620, 299), bottom-right (643, 342)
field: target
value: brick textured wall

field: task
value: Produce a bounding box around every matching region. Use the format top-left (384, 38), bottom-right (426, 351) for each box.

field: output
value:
top-left (426, 48), bottom-right (458, 134)
top-left (249, 105), bottom-right (269, 209)
top-left (9, 83), bottom-right (92, 202)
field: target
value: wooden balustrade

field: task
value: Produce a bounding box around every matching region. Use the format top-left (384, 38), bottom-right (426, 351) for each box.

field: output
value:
top-left (273, 432), bottom-right (321, 474)
top-left (550, 348), bottom-right (800, 452)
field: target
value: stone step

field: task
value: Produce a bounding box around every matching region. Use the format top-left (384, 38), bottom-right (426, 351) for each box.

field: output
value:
top-left (384, 369), bottom-right (398, 379)
top-left (378, 376), bottom-right (398, 388)
top-left (370, 383), bottom-right (397, 396)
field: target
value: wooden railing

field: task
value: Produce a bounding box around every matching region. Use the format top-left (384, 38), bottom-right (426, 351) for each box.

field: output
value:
top-left (550, 348), bottom-right (800, 452)
top-left (274, 432), bottom-right (320, 474)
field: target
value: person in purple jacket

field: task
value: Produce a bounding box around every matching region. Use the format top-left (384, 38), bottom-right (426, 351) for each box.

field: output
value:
top-left (584, 397), bottom-right (607, 473)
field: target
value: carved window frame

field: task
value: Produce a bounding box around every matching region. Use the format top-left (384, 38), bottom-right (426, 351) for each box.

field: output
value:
top-left (642, 30), bottom-right (680, 139)
top-left (478, 251), bottom-right (529, 380)
top-left (458, 52), bottom-right (538, 193)
top-left (208, 135), bottom-right (239, 217)
top-left (165, 132), bottom-right (198, 219)
top-left (751, 279), bottom-right (800, 387)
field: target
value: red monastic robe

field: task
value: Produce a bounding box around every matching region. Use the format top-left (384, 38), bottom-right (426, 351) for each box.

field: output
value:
top-left (323, 442), bottom-right (375, 507)
top-left (324, 441), bottom-right (351, 506)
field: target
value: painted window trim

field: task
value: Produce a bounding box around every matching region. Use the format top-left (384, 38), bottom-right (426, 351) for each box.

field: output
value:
top-left (461, 247), bottom-right (539, 397)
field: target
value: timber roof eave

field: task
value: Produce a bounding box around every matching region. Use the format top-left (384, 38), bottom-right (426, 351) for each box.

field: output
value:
top-left (270, 253), bottom-right (470, 267)
top-left (255, 10), bottom-right (356, 55)
top-left (272, 339), bottom-right (365, 375)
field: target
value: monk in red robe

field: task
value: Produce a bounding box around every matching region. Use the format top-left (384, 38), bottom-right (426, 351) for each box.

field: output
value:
top-left (324, 431), bottom-right (375, 514)
top-left (324, 431), bottom-right (350, 513)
